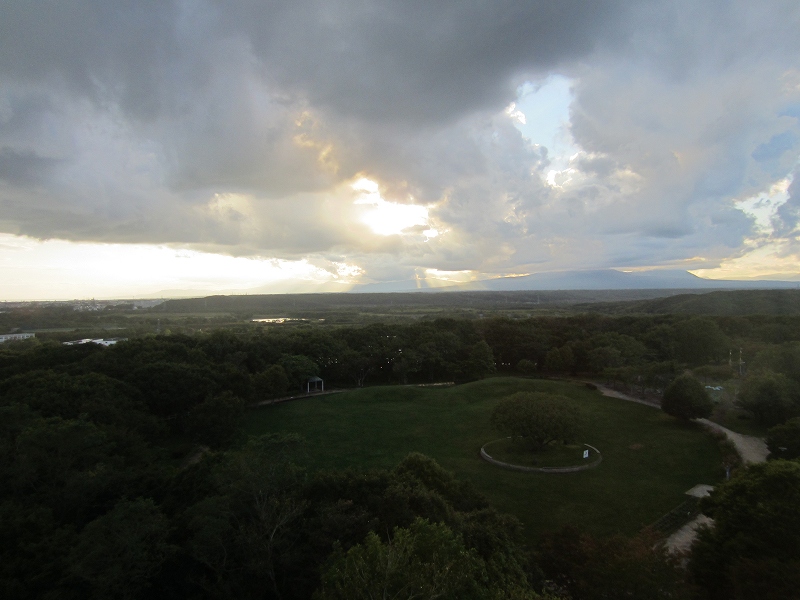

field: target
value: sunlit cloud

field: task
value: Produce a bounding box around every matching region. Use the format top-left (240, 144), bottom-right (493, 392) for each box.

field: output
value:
top-left (735, 176), bottom-right (793, 234)
top-left (505, 102), bottom-right (527, 124)
top-left (424, 268), bottom-right (477, 283)
top-left (691, 240), bottom-right (800, 281)
top-left (0, 234), bottom-right (362, 300)
top-left (1, 1), bottom-right (799, 297)
top-left (352, 177), bottom-right (430, 236)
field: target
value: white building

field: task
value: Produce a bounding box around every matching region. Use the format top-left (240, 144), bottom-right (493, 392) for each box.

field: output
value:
top-left (0, 333), bottom-right (35, 343)
top-left (63, 337), bottom-right (127, 346)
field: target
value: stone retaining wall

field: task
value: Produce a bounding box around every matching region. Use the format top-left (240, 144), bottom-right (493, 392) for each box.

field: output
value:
top-left (480, 439), bottom-right (602, 474)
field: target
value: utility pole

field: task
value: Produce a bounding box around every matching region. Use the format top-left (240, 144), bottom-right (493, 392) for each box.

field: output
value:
top-left (739, 347), bottom-right (744, 377)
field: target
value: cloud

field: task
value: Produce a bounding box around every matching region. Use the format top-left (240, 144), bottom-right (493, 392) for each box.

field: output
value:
top-left (0, 0), bottom-right (799, 288)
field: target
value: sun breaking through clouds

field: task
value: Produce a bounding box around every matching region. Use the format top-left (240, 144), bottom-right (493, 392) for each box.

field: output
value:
top-left (1, 0), bottom-right (799, 299)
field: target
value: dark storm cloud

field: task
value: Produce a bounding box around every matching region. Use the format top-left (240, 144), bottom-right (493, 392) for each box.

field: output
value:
top-left (0, 0), bottom-right (798, 279)
top-left (224, 0), bottom-right (634, 124)
top-left (0, 148), bottom-right (60, 186)
top-left (0, 0), bottom-right (632, 124)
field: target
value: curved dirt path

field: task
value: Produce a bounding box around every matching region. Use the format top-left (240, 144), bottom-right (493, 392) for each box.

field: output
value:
top-left (590, 383), bottom-right (768, 463)
top-left (590, 382), bottom-right (661, 408)
top-left (665, 515), bottom-right (714, 555)
top-left (696, 419), bottom-right (769, 464)
top-left (588, 381), bottom-right (769, 553)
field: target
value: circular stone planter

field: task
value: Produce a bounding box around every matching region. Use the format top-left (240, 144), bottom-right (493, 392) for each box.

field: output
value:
top-left (480, 438), bottom-right (602, 474)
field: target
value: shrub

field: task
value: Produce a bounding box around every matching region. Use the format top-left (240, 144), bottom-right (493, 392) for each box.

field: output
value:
top-left (766, 417), bottom-right (800, 460)
top-left (737, 371), bottom-right (800, 427)
top-left (661, 375), bottom-right (713, 421)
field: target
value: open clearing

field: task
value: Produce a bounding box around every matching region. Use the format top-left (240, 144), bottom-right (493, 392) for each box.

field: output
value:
top-left (245, 377), bottom-right (723, 542)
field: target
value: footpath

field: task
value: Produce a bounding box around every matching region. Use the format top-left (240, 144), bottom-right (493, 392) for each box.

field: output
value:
top-left (590, 383), bottom-right (768, 464)
top-left (589, 382), bottom-right (768, 553)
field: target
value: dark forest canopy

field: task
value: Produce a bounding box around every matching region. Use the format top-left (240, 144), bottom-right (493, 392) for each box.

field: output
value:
top-left (2, 302), bottom-right (800, 598)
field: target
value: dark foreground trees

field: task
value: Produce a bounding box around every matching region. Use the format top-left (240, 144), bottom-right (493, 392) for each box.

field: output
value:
top-left (538, 526), bottom-right (693, 600)
top-left (491, 392), bottom-right (584, 451)
top-left (690, 460), bottom-right (800, 600)
top-left (766, 417), bottom-right (800, 459)
top-left (315, 518), bottom-right (552, 600)
top-left (661, 375), bottom-right (713, 421)
top-left (737, 372), bottom-right (800, 427)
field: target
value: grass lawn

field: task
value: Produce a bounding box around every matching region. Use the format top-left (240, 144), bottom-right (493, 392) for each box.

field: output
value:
top-left (243, 377), bottom-right (723, 542)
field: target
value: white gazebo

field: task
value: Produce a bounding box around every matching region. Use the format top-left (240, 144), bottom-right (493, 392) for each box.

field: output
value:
top-left (306, 376), bottom-right (324, 393)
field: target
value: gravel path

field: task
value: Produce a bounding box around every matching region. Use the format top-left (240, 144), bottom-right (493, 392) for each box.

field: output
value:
top-left (665, 515), bottom-right (714, 555)
top-left (696, 418), bottom-right (769, 464)
top-left (590, 382), bottom-right (768, 464)
top-left (589, 381), bottom-right (769, 553)
top-left (590, 383), bottom-right (661, 408)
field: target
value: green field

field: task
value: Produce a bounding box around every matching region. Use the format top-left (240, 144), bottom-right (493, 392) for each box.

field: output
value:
top-left (244, 377), bottom-right (724, 541)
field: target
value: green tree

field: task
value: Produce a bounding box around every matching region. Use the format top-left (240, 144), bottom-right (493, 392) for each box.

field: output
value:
top-left (516, 358), bottom-right (537, 375)
top-left (737, 371), bottom-right (800, 426)
top-left (491, 393), bottom-right (583, 451)
top-left (672, 317), bottom-right (729, 365)
top-left (126, 362), bottom-right (217, 425)
top-left (766, 417), bottom-right (800, 460)
top-left (68, 498), bottom-right (175, 600)
top-left (392, 349), bottom-right (422, 384)
top-left (0, 370), bottom-right (160, 438)
top-left (12, 417), bottom-right (122, 521)
top-left (661, 375), bottom-right (713, 421)
top-left (186, 391), bottom-right (245, 448)
top-left (690, 460), bottom-right (800, 600)
top-left (252, 364), bottom-right (290, 400)
top-left (185, 434), bottom-right (307, 599)
top-left (280, 354), bottom-right (320, 391)
top-left (588, 346), bottom-right (622, 374)
top-left (0, 500), bottom-right (76, 600)
top-left (544, 346), bottom-right (575, 374)
top-left (315, 518), bottom-right (547, 600)
top-left (455, 340), bottom-right (496, 382)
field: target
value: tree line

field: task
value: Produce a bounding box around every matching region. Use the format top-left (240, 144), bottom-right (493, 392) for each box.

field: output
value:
top-left (1, 314), bottom-right (800, 598)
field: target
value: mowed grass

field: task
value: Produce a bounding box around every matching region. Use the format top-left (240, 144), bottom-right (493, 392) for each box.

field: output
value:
top-left (244, 377), bottom-right (723, 541)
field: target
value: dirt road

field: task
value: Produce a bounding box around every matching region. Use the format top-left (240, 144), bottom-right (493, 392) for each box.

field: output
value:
top-left (589, 381), bottom-right (769, 553)
top-left (590, 383), bottom-right (768, 463)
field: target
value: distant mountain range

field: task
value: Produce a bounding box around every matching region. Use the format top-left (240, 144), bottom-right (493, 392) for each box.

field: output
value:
top-left (145, 269), bottom-right (800, 300)
top-left (156, 287), bottom-right (800, 317)
top-left (352, 269), bottom-right (800, 293)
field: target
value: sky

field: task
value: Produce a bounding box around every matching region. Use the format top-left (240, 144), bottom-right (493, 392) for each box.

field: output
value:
top-left (1, 0), bottom-right (799, 300)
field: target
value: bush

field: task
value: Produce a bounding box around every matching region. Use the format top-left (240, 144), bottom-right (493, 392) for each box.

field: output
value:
top-left (737, 371), bottom-right (800, 427)
top-left (186, 391), bottom-right (245, 448)
top-left (516, 359), bottom-right (536, 375)
top-left (766, 417), bottom-right (800, 460)
top-left (661, 375), bottom-right (713, 421)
